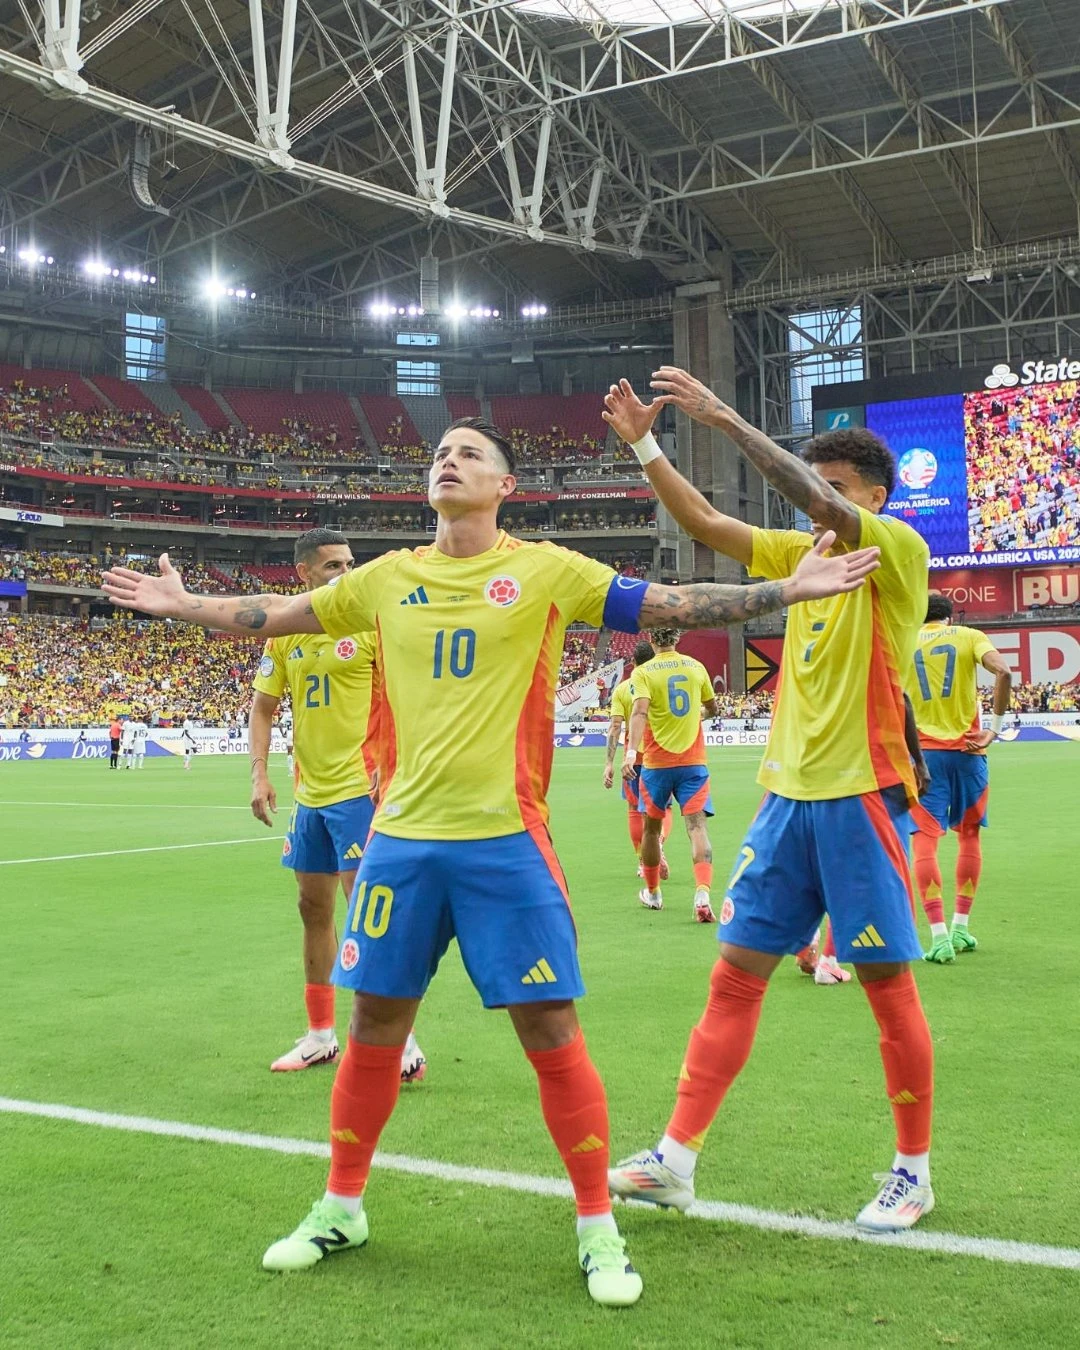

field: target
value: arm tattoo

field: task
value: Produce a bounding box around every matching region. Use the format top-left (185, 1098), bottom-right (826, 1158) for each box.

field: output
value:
top-left (724, 419), bottom-right (856, 531)
top-left (639, 580), bottom-right (789, 629)
top-left (235, 597), bottom-right (270, 631)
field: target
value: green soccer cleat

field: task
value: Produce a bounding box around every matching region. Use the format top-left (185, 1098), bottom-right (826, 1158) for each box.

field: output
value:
top-left (262, 1198), bottom-right (369, 1271)
top-left (951, 926), bottom-right (978, 953)
top-left (578, 1226), bottom-right (643, 1307)
top-left (923, 937), bottom-right (956, 964)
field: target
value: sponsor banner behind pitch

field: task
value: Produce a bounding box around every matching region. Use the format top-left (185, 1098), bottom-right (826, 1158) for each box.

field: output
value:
top-left (743, 626), bottom-right (1080, 691)
top-left (0, 726), bottom-right (288, 762)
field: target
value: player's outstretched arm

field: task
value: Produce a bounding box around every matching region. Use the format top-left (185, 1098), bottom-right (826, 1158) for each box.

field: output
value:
top-left (648, 366), bottom-right (862, 546)
top-left (102, 553), bottom-right (324, 637)
top-left (602, 380), bottom-right (753, 565)
top-left (637, 530), bottom-right (879, 628)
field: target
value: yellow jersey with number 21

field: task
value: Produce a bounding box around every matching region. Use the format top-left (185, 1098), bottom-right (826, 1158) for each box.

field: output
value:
top-left (253, 630), bottom-right (377, 808)
top-left (749, 506), bottom-right (928, 802)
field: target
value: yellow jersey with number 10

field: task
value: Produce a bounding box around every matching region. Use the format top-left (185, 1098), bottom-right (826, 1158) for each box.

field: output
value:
top-left (905, 621), bottom-right (995, 752)
top-left (749, 506), bottom-right (928, 802)
top-left (253, 630), bottom-right (377, 808)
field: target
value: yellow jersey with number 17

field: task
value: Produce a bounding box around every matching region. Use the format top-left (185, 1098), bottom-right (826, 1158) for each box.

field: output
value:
top-left (310, 532), bottom-right (640, 842)
top-left (749, 506), bottom-right (928, 801)
top-left (630, 654), bottom-right (714, 767)
top-left (253, 630), bottom-right (377, 808)
top-left (905, 621), bottom-right (995, 752)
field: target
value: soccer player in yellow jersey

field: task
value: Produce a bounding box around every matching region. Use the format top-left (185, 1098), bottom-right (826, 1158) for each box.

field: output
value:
top-left (248, 528), bottom-right (425, 1080)
top-left (103, 415), bottom-right (879, 1307)
top-left (604, 371), bottom-right (938, 1233)
top-left (905, 592), bottom-right (1012, 963)
top-left (625, 628), bottom-right (719, 920)
top-left (603, 640), bottom-right (673, 884)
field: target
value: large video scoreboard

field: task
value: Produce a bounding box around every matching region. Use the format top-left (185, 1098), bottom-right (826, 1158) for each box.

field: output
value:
top-left (812, 357), bottom-right (1080, 569)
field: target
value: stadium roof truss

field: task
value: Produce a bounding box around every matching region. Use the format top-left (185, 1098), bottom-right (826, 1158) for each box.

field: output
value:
top-left (0, 1), bottom-right (1079, 307)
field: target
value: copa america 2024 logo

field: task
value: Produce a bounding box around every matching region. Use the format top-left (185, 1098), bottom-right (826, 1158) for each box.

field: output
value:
top-left (897, 447), bottom-right (939, 491)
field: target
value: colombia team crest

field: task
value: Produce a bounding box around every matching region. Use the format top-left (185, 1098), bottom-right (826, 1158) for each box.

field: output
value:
top-left (485, 575), bottom-right (521, 607)
top-left (339, 939), bottom-right (360, 971)
top-left (334, 637), bottom-right (357, 660)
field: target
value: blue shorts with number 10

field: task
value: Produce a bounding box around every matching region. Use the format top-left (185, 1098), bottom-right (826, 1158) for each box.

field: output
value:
top-left (332, 830), bottom-right (584, 1008)
top-left (720, 785), bottom-right (922, 963)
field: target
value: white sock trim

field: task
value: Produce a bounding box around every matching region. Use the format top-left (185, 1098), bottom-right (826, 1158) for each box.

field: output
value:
top-left (325, 1190), bottom-right (362, 1216)
top-left (892, 1152), bottom-right (930, 1185)
top-left (576, 1212), bottom-right (617, 1236)
top-left (657, 1135), bottom-right (698, 1179)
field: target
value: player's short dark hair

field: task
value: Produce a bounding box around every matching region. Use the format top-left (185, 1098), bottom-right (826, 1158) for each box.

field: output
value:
top-left (294, 527), bottom-right (350, 565)
top-left (443, 416), bottom-right (516, 475)
top-left (926, 592), bottom-right (954, 622)
top-left (802, 427), bottom-right (896, 496)
top-left (650, 627), bottom-right (681, 649)
top-left (632, 640), bottom-right (655, 667)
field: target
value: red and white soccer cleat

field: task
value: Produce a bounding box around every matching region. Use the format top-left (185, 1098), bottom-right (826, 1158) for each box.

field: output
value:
top-left (856, 1169), bottom-right (935, 1232)
top-left (639, 887), bottom-right (663, 911)
top-left (814, 955), bottom-right (852, 985)
top-left (400, 1031), bottom-right (427, 1084)
top-left (795, 927), bottom-right (821, 975)
top-left (270, 1031), bottom-right (339, 1073)
top-left (693, 890), bottom-right (716, 923)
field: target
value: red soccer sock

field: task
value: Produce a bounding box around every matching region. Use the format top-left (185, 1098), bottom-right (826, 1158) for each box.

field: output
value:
top-left (661, 809), bottom-right (673, 842)
top-left (628, 810), bottom-right (645, 855)
top-left (304, 982), bottom-right (336, 1033)
top-left (692, 861), bottom-right (713, 890)
top-left (326, 1038), bottom-right (404, 1197)
top-left (642, 863), bottom-right (661, 892)
top-left (526, 1031), bottom-right (611, 1217)
top-left (862, 972), bottom-right (934, 1156)
top-left (821, 919), bottom-right (836, 959)
top-left (954, 829), bottom-right (982, 921)
top-left (912, 831), bottom-right (945, 927)
top-left (666, 959), bottom-right (768, 1152)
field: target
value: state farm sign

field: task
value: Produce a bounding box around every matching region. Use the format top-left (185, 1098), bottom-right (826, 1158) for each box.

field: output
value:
top-left (1016, 568), bottom-right (1080, 610)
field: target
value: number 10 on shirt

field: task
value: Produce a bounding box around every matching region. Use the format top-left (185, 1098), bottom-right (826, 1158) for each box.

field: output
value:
top-left (433, 628), bottom-right (476, 679)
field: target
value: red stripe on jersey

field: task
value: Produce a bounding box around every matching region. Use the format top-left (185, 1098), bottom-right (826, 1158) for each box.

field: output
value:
top-left (918, 708), bottom-right (983, 754)
top-left (373, 621), bottom-right (397, 805)
top-left (866, 592), bottom-right (916, 801)
top-left (362, 658), bottom-right (382, 786)
top-left (861, 790), bottom-right (917, 916)
top-left (514, 603), bottom-right (570, 902)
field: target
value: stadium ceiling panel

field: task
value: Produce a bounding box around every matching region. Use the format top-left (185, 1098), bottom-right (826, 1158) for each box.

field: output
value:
top-left (0, 0), bottom-right (1078, 308)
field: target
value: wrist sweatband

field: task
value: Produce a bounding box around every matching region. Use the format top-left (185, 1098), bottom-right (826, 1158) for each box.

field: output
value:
top-left (990, 714), bottom-right (1003, 734)
top-left (630, 431), bottom-right (663, 467)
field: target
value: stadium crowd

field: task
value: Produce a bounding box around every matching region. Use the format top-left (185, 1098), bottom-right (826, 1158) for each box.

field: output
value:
top-left (966, 386), bottom-right (1080, 553)
top-left (985, 681), bottom-right (1080, 712)
top-left (0, 614), bottom-right (259, 727)
top-left (0, 549), bottom-right (238, 593)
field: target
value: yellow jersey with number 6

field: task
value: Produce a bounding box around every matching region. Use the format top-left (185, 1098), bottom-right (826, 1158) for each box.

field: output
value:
top-left (629, 654), bottom-right (714, 767)
top-left (253, 630), bottom-right (377, 808)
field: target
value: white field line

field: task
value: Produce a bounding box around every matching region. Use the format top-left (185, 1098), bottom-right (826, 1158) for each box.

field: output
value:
top-left (0, 800), bottom-right (255, 810)
top-left (0, 837), bottom-right (277, 865)
top-left (1, 1097), bottom-right (1078, 1272)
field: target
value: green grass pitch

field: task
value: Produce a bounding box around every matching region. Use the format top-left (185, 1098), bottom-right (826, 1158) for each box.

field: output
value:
top-left (2, 745), bottom-right (1078, 1348)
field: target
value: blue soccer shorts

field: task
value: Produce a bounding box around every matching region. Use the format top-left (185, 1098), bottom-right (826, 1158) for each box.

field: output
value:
top-left (332, 830), bottom-right (584, 1009)
top-left (639, 764), bottom-right (714, 820)
top-left (281, 795), bottom-right (375, 875)
top-left (622, 764), bottom-right (643, 812)
top-left (718, 786), bottom-right (922, 964)
top-left (918, 750), bottom-right (990, 832)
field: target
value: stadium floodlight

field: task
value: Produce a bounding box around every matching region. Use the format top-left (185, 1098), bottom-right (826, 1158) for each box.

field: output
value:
top-left (83, 259), bottom-right (111, 278)
top-left (445, 302), bottom-right (467, 321)
top-left (521, 303), bottom-right (548, 318)
top-left (202, 278), bottom-right (228, 301)
top-left (19, 248), bottom-right (48, 265)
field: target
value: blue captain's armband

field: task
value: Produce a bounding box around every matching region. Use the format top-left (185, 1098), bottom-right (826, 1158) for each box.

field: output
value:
top-left (602, 575), bottom-right (649, 633)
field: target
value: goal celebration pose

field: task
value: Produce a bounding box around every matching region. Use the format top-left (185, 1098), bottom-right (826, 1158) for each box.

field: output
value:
top-left (103, 415), bottom-right (879, 1307)
top-left (603, 373), bottom-right (936, 1233)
